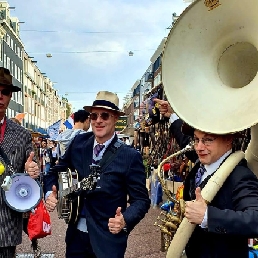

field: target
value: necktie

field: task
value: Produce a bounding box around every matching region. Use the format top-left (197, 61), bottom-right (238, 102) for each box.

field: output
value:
top-left (92, 144), bottom-right (105, 164)
top-left (195, 164), bottom-right (206, 187)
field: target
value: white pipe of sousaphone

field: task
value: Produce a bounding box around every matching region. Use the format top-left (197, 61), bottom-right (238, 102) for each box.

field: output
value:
top-left (166, 150), bottom-right (245, 258)
top-left (245, 124), bottom-right (258, 178)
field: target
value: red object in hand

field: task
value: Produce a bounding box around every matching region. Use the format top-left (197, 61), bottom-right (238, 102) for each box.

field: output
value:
top-left (27, 200), bottom-right (51, 240)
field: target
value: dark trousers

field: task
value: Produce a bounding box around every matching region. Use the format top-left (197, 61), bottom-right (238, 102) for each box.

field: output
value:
top-left (66, 225), bottom-right (96, 258)
top-left (0, 246), bottom-right (16, 258)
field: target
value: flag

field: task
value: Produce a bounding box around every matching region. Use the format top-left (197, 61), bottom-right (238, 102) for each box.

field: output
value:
top-left (47, 120), bottom-right (62, 141)
top-left (63, 113), bottom-right (74, 129)
top-left (15, 112), bottom-right (26, 122)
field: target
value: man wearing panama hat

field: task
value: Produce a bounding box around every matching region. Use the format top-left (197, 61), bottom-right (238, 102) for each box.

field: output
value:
top-left (0, 67), bottom-right (40, 257)
top-left (45, 91), bottom-right (150, 258)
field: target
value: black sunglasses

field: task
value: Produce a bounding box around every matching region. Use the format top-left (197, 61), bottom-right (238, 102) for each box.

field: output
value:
top-left (0, 89), bottom-right (11, 96)
top-left (90, 112), bottom-right (113, 121)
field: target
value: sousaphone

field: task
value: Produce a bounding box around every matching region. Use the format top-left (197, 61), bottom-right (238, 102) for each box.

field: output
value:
top-left (161, 0), bottom-right (258, 256)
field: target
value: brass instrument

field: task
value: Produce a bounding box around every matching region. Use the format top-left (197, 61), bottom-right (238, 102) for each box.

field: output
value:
top-left (154, 144), bottom-right (193, 251)
top-left (158, 0), bottom-right (258, 257)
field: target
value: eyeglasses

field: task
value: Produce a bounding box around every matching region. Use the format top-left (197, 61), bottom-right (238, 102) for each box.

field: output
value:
top-left (0, 89), bottom-right (11, 96)
top-left (90, 112), bottom-right (113, 121)
top-left (193, 137), bottom-right (217, 146)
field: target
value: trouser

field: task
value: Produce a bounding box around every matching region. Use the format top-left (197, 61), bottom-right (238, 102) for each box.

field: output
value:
top-left (66, 225), bottom-right (96, 258)
top-left (0, 246), bottom-right (16, 258)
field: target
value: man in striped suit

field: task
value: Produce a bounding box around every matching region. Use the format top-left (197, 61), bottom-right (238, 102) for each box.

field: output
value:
top-left (0, 68), bottom-right (40, 258)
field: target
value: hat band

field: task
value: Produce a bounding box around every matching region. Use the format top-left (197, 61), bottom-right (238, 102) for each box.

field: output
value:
top-left (92, 100), bottom-right (119, 111)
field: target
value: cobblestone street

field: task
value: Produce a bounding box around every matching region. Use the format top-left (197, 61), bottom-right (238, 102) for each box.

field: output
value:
top-left (17, 208), bottom-right (167, 258)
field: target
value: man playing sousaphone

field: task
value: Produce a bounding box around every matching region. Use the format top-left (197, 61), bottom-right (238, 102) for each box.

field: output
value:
top-left (154, 98), bottom-right (258, 258)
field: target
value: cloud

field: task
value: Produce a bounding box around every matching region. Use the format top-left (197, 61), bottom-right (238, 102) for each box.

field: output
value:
top-left (15, 0), bottom-right (188, 69)
top-left (8, 0), bottom-right (190, 111)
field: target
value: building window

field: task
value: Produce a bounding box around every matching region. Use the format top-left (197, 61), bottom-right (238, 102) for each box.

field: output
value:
top-left (3, 54), bottom-right (6, 68)
top-left (13, 64), bottom-right (16, 78)
top-left (10, 38), bottom-right (13, 50)
top-left (10, 60), bottom-right (13, 75)
top-left (6, 57), bottom-right (10, 70)
top-left (6, 34), bottom-right (10, 46)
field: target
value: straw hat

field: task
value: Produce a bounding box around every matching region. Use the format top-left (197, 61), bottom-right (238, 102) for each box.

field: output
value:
top-left (83, 91), bottom-right (125, 116)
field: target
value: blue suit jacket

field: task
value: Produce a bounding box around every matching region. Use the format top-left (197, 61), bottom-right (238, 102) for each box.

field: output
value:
top-left (44, 132), bottom-right (150, 258)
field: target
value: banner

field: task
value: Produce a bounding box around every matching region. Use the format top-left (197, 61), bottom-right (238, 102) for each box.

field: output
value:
top-left (47, 120), bottom-right (62, 140)
top-left (15, 112), bottom-right (26, 122)
top-left (63, 114), bottom-right (74, 129)
top-left (115, 116), bottom-right (127, 132)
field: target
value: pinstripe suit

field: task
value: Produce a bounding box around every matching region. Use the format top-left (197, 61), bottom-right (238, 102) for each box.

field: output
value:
top-left (0, 119), bottom-right (34, 247)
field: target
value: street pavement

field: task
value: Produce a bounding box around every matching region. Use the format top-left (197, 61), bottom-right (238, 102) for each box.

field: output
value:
top-left (16, 207), bottom-right (167, 258)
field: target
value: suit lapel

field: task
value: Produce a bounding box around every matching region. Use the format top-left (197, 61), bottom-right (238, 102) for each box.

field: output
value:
top-left (82, 135), bottom-right (95, 177)
top-left (1, 119), bottom-right (16, 154)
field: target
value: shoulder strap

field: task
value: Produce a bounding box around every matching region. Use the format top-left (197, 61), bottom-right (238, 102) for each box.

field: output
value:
top-left (0, 146), bottom-right (10, 165)
top-left (99, 139), bottom-right (124, 170)
top-left (0, 146), bottom-right (14, 175)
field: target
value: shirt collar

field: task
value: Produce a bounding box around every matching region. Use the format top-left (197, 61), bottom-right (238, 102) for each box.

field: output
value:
top-left (204, 149), bottom-right (232, 175)
top-left (93, 133), bottom-right (116, 149)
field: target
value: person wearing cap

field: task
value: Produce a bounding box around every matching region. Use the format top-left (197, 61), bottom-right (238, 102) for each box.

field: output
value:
top-left (0, 67), bottom-right (40, 258)
top-left (44, 91), bottom-right (150, 258)
top-left (154, 98), bottom-right (258, 258)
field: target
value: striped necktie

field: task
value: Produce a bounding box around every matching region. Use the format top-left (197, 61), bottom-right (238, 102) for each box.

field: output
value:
top-left (195, 164), bottom-right (206, 187)
top-left (92, 144), bottom-right (105, 164)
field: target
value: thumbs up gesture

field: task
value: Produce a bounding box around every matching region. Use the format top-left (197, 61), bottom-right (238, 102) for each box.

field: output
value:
top-left (184, 187), bottom-right (207, 225)
top-left (25, 152), bottom-right (40, 179)
top-left (45, 185), bottom-right (58, 212)
top-left (108, 207), bottom-right (126, 234)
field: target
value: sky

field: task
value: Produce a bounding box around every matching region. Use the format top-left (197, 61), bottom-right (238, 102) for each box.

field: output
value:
top-left (7, 0), bottom-right (190, 112)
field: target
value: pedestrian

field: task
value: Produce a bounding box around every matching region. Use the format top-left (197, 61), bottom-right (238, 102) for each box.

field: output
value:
top-left (56, 109), bottom-right (91, 158)
top-left (154, 98), bottom-right (258, 258)
top-left (40, 139), bottom-right (52, 175)
top-left (45, 91), bottom-right (150, 258)
top-left (48, 140), bottom-right (58, 167)
top-left (0, 67), bottom-right (40, 258)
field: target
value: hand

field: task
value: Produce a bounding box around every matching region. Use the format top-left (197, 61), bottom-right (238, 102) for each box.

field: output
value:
top-left (184, 187), bottom-right (207, 225)
top-left (25, 152), bottom-right (40, 179)
top-left (45, 185), bottom-right (58, 212)
top-left (153, 98), bottom-right (174, 118)
top-left (108, 207), bottom-right (126, 234)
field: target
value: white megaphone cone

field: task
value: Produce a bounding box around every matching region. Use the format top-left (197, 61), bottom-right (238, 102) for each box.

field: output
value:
top-left (2, 173), bottom-right (42, 212)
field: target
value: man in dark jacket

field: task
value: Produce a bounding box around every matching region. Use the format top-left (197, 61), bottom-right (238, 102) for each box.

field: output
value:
top-left (45, 91), bottom-right (150, 258)
top-left (154, 98), bottom-right (258, 258)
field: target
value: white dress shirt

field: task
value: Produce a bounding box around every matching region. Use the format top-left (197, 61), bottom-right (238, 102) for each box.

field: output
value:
top-left (200, 149), bottom-right (232, 228)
